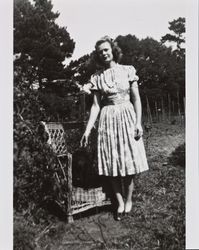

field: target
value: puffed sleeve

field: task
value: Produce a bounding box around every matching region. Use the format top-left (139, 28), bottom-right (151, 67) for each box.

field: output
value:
top-left (80, 74), bottom-right (98, 94)
top-left (128, 66), bottom-right (139, 87)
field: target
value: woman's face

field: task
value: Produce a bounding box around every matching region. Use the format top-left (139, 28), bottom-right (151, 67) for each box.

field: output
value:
top-left (96, 41), bottom-right (114, 65)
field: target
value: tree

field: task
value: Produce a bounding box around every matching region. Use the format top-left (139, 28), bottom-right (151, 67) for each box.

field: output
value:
top-left (14, 0), bottom-right (77, 125)
top-left (161, 17), bottom-right (185, 104)
top-left (14, 0), bottom-right (76, 214)
top-left (115, 34), bottom-right (185, 117)
top-left (14, 0), bottom-right (75, 85)
top-left (115, 36), bottom-right (175, 97)
top-left (161, 17), bottom-right (185, 53)
top-left (116, 34), bottom-right (140, 65)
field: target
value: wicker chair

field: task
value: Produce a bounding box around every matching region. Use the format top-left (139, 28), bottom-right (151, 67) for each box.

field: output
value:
top-left (40, 121), bottom-right (111, 223)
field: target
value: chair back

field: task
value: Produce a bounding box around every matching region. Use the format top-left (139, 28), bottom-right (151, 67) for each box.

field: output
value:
top-left (41, 122), bottom-right (68, 156)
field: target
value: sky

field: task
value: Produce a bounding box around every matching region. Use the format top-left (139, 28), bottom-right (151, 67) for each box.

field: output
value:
top-left (51, 0), bottom-right (186, 64)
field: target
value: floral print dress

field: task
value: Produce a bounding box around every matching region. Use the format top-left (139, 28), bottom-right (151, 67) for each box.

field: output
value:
top-left (86, 64), bottom-right (149, 176)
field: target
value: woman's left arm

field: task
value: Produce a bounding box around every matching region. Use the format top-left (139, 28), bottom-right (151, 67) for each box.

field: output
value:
top-left (130, 82), bottom-right (143, 139)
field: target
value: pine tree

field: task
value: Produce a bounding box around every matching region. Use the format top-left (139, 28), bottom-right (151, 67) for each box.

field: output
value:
top-left (14, 0), bottom-right (75, 86)
top-left (161, 17), bottom-right (185, 54)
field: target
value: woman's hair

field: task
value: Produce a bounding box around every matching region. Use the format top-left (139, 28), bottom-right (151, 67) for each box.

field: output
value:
top-left (93, 36), bottom-right (123, 66)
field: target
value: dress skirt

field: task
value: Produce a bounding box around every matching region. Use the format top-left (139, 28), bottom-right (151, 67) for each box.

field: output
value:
top-left (97, 101), bottom-right (149, 176)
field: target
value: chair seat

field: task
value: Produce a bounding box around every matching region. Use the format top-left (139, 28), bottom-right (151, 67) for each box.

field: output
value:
top-left (72, 187), bottom-right (106, 203)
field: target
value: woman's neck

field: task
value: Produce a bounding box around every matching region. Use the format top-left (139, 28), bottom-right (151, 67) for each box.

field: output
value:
top-left (104, 61), bottom-right (117, 69)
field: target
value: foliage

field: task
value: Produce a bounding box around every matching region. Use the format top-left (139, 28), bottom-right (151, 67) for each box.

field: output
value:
top-left (161, 17), bottom-right (185, 101)
top-left (14, 73), bottom-right (77, 213)
top-left (116, 34), bottom-right (185, 106)
top-left (161, 17), bottom-right (185, 52)
top-left (14, 0), bottom-right (76, 216)
top-left (39, 91), bottom-right (80, 121)
top-left (168, 143), bottom-right (185, 167)
top-left (14, 215), bottom-right (38, 250)
top-left (14, 0), bottom-right (75, 85)
top-left (14, 115), bottom-right (56, 211)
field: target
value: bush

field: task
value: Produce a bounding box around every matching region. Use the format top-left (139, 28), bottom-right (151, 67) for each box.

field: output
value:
top-left (14, 76), bottom-right (69, 215)
top-left (14, 118), bottom-right (57, 211)
top-left (14, 217), bottom-right (37, 250)
top-left (169, 143), bottom-right (185, 167)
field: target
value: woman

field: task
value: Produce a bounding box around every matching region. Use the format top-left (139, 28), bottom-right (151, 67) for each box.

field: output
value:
top-left (80, 36), bottom-right (149, 220)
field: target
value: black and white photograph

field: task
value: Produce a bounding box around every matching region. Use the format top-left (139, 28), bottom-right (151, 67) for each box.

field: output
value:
top-left (0, 0), bottom-right (198, 249)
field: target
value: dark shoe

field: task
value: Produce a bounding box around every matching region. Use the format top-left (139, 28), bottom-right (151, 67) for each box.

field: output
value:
top-left (115, 212), bottom-right (123, 221)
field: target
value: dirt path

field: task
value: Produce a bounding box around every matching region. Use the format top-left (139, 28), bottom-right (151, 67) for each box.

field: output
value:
top-left (36, 123), bottom-right (185, 250)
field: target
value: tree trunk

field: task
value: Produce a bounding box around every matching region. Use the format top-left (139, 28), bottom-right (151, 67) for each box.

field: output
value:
top-left (177, 91), bottom-right (181, 116)
top-left (146, 95), bottom-right (153, 123)
top-left (172, 100), bottom-right (175, 115)
top-left (183, 97), bottom-right (185, 115)
top-left (155, 100), bottom-right (158, 122)
top-left (79, 94), bottom-right (86, 121)
top-left (161, 97), bottom-right (165, 121)
top-left (168, 93), bottom-right (171, 122)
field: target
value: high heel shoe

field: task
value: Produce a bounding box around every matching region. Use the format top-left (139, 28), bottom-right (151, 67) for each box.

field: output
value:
top-left (115, 211), bottom-right (123, 221)
top-left (114, 204), bottom-right (124, 221)
top-left (124, 201), bottom-right (133, 216)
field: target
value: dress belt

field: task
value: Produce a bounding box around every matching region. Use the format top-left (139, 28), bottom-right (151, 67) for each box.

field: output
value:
top-left (102, 98), bottom-right (131, 106)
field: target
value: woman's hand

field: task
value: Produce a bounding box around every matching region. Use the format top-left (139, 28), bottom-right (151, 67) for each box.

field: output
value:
top-left (80, 130), bottom-right (90, 147)
top-left (134, 123), bottom-right (143, 141)
top-left (76, 82), bottom-right (92, 95)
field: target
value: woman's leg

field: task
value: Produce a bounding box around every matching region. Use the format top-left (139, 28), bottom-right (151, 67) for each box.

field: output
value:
top-left (110, 177), bottom-right (124, 213)
top-left (123, 175), bottom-right (135, 213)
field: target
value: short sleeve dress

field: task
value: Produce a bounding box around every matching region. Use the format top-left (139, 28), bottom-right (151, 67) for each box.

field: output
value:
top-left (87, 64), bottom-right (149, 176)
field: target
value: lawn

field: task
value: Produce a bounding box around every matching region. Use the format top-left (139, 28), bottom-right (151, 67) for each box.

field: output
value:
top-left (14, 121), bottom-right (185, 250)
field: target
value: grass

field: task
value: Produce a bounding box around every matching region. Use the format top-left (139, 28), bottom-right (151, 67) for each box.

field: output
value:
top-left (14, 121), bottom-right (185, 250)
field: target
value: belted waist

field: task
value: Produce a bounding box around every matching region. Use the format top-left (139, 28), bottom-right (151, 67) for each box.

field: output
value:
top-left (102, 95), bottom-right (131, 106)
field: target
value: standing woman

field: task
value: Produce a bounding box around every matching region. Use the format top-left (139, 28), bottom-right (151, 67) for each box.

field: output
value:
top-left (80, 36), bottom-right (149, 220)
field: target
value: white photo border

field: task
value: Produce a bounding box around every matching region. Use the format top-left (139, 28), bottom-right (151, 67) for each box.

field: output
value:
top-left (0, 0), bottom-right (13, 249)
top-left (0, 0), bottom-right (198, 249)
top-left (186, 0), bottom-right (199, 249)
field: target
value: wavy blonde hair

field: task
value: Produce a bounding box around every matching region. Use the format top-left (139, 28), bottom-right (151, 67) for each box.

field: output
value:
top-left (93, 36), bottom-right (123, 66)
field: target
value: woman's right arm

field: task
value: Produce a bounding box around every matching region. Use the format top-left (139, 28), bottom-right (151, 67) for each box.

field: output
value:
top-left (80, 91), bottom-right (101, 147)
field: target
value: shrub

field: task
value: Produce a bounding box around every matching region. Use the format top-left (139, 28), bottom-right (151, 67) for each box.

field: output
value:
top-left (14, 216), bottom-right (37, 250)
top-left (169, 143), bottom-right (185, 167)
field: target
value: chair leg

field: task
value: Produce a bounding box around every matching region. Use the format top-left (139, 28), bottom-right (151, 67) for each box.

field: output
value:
top-left (67, 214), bottom-right (74, 223)
top-left (66, 153), bottom-right (73, 222)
